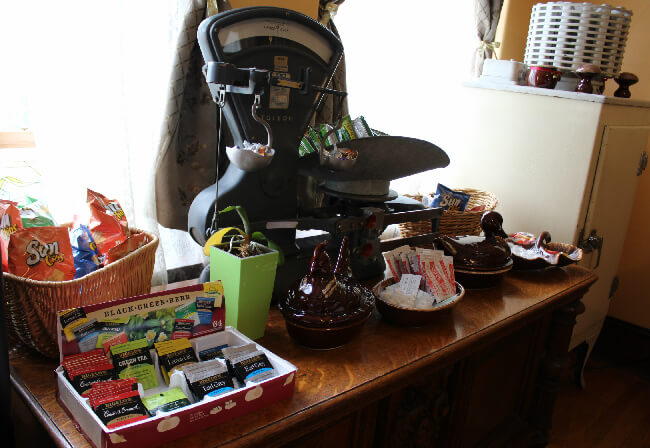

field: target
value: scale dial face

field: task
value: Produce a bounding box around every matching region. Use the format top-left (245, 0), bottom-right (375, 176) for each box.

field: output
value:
top-left (216, 17), bottom-right (334, 65)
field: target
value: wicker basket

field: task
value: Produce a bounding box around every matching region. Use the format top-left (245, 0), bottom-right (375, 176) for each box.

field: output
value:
top-left (3, 228), bottom-right (158, 358)
top-left (524, 2), bottom-right (632, 78)
top-left (398, 189), bottom-right (498, 238)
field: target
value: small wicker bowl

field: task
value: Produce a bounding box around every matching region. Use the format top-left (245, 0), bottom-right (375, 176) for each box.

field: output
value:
top-left (399, 189), bottom-right (498, 237)
top-left (372, 278), bottom-right (465, 326)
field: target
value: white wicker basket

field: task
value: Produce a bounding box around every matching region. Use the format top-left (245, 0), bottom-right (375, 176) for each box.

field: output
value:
top-left (524, 2), bottom-right (632, 78)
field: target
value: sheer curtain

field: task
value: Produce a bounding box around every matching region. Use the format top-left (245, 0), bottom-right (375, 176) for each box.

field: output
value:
top-left (335, 1), bottom-right (477, 197)
top-left (2, 1), bottom-right (206, 285)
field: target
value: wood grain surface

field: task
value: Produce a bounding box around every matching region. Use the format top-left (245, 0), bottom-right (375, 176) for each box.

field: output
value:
top-left (9, 266), bottom-right (597, 448)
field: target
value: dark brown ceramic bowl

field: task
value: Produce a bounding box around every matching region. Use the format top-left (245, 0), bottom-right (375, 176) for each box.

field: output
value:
top-left (454, 259), bottom-right (512, 289)
top-left (282, 312), bottom-right (372, 349)
top-left (373, 278), bottom-right (465, 326)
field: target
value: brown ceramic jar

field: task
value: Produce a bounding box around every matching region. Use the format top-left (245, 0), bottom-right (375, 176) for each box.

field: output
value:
top-left (527, 65), bottom-right (562, 89)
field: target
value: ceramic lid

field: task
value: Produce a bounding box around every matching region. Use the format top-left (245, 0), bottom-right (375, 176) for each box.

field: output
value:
top-left (435, 211), bottom-right (512, 271)
top-left (278, 237), bottom-right (375, 328)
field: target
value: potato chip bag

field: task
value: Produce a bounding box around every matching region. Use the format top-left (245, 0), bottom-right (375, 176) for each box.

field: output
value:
top-left (18, 195), bottom-right (56, 228)
top-left (1, 200), bottom-right (23, 271)
top-left (106, 232), bottom-right (149, 265)
top-left (87, 189), bottom-right (128, 255)
top-left (70, 224), bottom-right (102, 278)
top-left (8, 226), bottom-right (75, 281)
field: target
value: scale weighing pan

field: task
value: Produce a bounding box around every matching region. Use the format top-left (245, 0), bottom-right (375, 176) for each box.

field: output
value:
top-left (297, 136), bottom-right (450, 181)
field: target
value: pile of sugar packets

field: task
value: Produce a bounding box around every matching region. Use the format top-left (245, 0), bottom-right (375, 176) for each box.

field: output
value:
top-left (381, 246), bottom-right (457, 309)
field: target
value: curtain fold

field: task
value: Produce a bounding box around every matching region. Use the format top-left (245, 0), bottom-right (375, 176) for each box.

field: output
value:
top-left (155, 2), bottom-right (348, 232)
top-left (473, 0), bottom-right (504, 77)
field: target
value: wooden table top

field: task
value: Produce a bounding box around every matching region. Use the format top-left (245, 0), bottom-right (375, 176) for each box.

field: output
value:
top-left (9, 266), bottom-right (596, 448)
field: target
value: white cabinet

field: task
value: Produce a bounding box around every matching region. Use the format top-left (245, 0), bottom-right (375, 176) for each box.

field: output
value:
top-left (452, 83), bottom-right (650, 370)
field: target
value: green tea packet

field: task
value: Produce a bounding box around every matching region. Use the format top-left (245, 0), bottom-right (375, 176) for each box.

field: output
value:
top-left (142, 388), bottom-right (191, 416)
top-left (111, 338), bottom-right (159, 390)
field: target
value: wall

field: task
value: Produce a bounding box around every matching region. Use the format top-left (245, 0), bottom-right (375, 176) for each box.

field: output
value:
top-left (496, 0), bottom-right (650, 329)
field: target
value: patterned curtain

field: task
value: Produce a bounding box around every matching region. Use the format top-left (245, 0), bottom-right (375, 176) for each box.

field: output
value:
top-left (472, 0), bottom-right (504, 77)
top-left (155, 0), bottom-right (348, 230)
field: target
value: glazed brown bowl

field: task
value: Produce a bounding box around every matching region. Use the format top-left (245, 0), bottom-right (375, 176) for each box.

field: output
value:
top-left (373, 278), bottom-right (465, 326)
top-left (281, 311), bottom-right (372, 349)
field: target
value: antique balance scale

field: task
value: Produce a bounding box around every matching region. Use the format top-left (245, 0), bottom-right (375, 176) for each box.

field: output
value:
top-left (188, 7), bottom-right (450, 295)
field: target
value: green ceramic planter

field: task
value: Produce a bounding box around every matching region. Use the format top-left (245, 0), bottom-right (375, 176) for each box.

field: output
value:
top-left (209, 243), bottom-right (279, 340)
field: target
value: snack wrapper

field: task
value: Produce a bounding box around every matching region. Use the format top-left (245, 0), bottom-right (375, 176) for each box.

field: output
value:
top-left (1, 199), bottom-right (23, 271)
top-left (105, 232), bottom-right (149, 265)
top-left (87, 189), bottom-right (128, 255)
top-left (18, 196), bottom-right (56, 228)
top-left (70, 224), bottom-right (101, 278)
top-left (7, 226), bottom-right (75, 281)
top-left (352, 116), bottom-right (373, 138)
top-left (431, 184), bottom-right (471, 212)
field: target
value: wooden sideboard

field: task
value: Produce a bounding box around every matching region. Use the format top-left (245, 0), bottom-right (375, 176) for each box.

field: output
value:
top-left (9, 266), bottom-right (596, 448)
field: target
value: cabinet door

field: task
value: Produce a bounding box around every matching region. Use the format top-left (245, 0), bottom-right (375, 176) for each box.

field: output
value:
top-left (570, 125), bottom-right (650, 349)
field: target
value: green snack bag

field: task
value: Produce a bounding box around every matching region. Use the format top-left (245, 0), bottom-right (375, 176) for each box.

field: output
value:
top-left (341, 115), bottom-right (357, 141)
top-left (352, 116), bottom-right (373, 138)
top-left (18, 196), bottom-right (56, 227)
top-left (142, 388), bottom-right (191, 416)
top-left (319, 123), bottom-right (338, 147)
top-left (298, 136), bottom-right (316, 157)
top-left (307, 127), bottom-right (323, 152)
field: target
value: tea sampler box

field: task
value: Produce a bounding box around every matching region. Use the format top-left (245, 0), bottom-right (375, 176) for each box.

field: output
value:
top-left (55, 283), bottom-right (297, 448)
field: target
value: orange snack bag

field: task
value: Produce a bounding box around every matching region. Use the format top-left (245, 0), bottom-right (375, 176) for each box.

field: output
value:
top-left (106, 232), bottom-right (149, 264)
top-left (8, 226), bottom-right (75, 281)
top-left (87, 189), bottom-right (128, 255)
top-left (1, 200), bottom-right (24, 271)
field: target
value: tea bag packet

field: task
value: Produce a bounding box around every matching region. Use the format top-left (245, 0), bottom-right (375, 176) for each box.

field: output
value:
top-left (184, 359), bottom-right (236, 400)
top-left (172, 319), bottom-right (194, 340)
top-left (102, 332), bottom-right (128, 356)
top-left (220, 343), bottom-right (257, 361)
top-left (62, 350), bottom-right (115, 396)
top-left (87, 378), bottom-right (139, 408)
top-left (195, 296), bottom-right (215, 325)
top-left (95, 321), bottom-right (126, 349)
top-left (154, 338), bottom-right (199, 386)
top-left (60, 308), bottom-right (89, 343)
top-left (93, 391), bottom-right (149, 429)
top-left (142, 388), bottom-right (191, 416)
top-left (198, 344), bottom-right (229, 361)
top-left (175, 301), bottom-right (200, 326)
top-left (73, 319), bottom-right (101, 353)
top-left (229, 350), bottom-right (276, 384)
top-left (111, 339), bottom-right (159, 390)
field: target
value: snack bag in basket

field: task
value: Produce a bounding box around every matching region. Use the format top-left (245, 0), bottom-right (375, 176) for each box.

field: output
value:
top-left (431, 184), bottom-right (471, 212)
top-left (70, 224), bottom-right (102, 278)
top-left (18, 195), bottom-right (56, 228)
top-left (8, 226), bottom-right (75, 281)
top-left (105, 232), bottom-right (149, 265)
top-left (87, 189), bottom-right (128, 255)
top-left (1, 199), bottom-right (23, 271)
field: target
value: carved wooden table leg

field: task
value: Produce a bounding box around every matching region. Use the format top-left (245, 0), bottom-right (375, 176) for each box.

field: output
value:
top-left (529, 297), bottom-right (586, 447)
